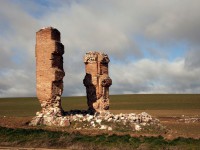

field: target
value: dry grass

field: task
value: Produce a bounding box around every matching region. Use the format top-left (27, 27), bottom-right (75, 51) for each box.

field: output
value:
top-left (0, 94), bottom-right (200, 117)
top-left (0, 94), bottom-right (200, 140)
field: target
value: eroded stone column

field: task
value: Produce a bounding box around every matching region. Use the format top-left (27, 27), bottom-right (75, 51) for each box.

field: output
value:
top-left (35, 27), bottom-right (65, 116)
top-left (83, 52), bottom-right (112, 112)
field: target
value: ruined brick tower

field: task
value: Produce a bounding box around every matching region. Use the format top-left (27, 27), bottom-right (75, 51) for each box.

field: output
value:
top-left (35, 27), bottom-right (65, 116)
top-left (83, 52), bottom-right (112, 112)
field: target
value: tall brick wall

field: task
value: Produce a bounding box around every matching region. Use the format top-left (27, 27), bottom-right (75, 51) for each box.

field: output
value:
top-left (35, 27), bottom-right (65, 116)
top-left (83, 52), bottom-right (112, 112)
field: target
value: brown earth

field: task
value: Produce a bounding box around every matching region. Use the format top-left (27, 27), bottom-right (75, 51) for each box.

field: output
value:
top-left (0, 116), bottom-right (200, 140)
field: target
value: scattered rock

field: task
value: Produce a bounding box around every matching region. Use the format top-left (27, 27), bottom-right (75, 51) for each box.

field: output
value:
top-left (108, 127), bottom-right (112, 131)
top-left (87, 115), bottom-right (94, 122)
top-left (100, 125), bottom-right (107, 130)
top-left (96, 119), bottom-right (102, 124)
top-left (135, 124), bottom-right (141, 131)
top-left (107, 118), bottom-right (112, 122)
top-left (178, 116), bottom-right (200, 123)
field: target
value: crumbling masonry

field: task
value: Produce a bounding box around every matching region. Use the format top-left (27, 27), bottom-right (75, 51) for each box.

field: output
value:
top-left (83, 52), bottom-right (112, 112)
top-left (29, 27), bottom-right (157, 131)
top-left (30, 27), bottom-right (70, 126)
top-left (35, 27), bottom-right (65, 116)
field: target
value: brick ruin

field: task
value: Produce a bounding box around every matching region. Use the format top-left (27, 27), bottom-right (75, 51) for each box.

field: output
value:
top-left (33, 27), bottom-right (112, 115)
top-left (83, 52), bottom-right (112, 112)
top-left (29, 27), bottom-right (157, 131)
top-left (35, 27), bottom-right (65, 116)
top-left (30, 27), bottom-right (69, 126)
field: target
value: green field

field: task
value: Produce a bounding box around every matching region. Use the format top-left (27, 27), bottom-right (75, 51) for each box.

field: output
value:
top-left (0, 94), bottom-right (200, 149)
top-left (0, 94), bottom-right (200, 117)
top-left (1, 126), bottom-right (200, 150)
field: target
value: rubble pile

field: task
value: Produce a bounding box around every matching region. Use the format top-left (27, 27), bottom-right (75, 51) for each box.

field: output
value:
top-left (30, 27), bottom-right (163, 132)
top-left (67, 111), bottom-right (159, 131)
top-left (69, 111), bottom-right (159, 131)
top-left (30, 110), bottom-right (160, 131)
top-left (29, 104), bottom-right (70, 126)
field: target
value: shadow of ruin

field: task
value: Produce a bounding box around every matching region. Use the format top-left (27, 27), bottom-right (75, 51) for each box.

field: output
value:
top-left (30, 27), bottom-right (163, 132)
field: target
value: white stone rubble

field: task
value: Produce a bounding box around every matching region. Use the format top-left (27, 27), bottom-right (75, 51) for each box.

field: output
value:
top-left (178, 116), bottom-right (200, 123)
top-left (65, 110), bottom-right (158, 131)
top-left (30, 109), bottom-right (160, 132)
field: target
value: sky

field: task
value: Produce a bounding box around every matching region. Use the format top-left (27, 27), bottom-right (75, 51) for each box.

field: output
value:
top-left (1, 0), bottom-right (200, 97)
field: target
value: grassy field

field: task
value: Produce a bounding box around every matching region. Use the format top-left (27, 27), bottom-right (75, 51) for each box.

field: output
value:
top-left (0, 94), bottom-right (200, 149)
top-left (0, 126), bottom-right (200, 150)
top-left (0, 94), bottom-right (200, 117)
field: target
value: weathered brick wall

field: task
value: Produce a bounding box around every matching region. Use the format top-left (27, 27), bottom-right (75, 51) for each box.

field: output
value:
top-left (83, 52), bottom-right (112, 112)
top-left (35, 27), bottom-right (65, 115)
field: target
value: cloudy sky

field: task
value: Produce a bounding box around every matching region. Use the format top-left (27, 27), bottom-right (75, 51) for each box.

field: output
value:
top-left (1, 0), bottom-right (200, 97)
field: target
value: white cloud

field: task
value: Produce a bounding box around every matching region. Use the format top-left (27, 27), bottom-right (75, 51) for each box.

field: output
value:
top-left (185, 48), bottom-right (200, 71)
top-left (39, 2), bottom-right (141, 58)
top-left (1, 0), bottom-right (200, 97)
top-left (143, 0), bottom-right (200, 44)
top-left (111, 58), bottom-right (200, 94)
top-left (0, 69), bottom-right (35, 97)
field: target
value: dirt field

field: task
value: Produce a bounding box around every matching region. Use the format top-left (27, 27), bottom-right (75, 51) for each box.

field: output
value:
top-left (0, 94), bottom-right (200, 149)
top-left (1, 94), bottom-right (200, 116)
top-left (0, 94), bottom-right (200, 138)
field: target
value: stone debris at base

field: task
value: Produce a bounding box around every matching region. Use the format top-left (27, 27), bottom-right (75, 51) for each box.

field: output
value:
top-left (30, 27), bottom-right (162, 132)
top-left (30, 111), bottom-right (160, 131)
